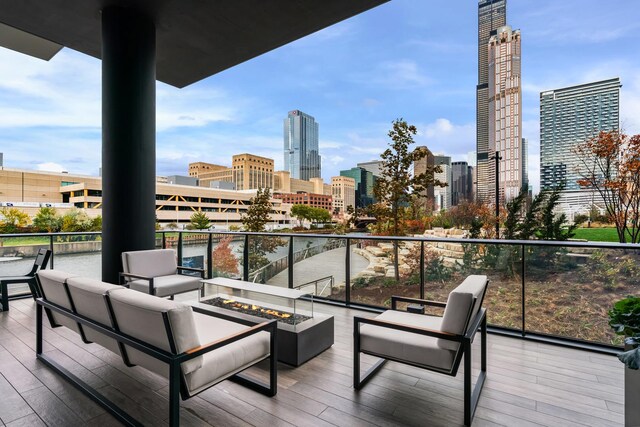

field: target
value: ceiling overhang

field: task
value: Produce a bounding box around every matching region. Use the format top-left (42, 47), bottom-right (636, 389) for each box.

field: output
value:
top-left (0, 0), bottom-right (388, 88)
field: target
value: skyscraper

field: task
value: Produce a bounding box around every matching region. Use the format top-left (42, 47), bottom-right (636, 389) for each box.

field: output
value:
top-left (540, 78), bottom-right (620, 215)
top-left (451, 161), bottom-right (473, 206)
top-left (434, 155), bottom-right (452, 211)
top-left (284, 110), bottom-right (321, 181)
top-left (357, 160), bottom-right (383, 177)
top-left (340, 167), bottom-right (375, 207)
top-left (476, 0), bottom-right (506, 202)
top-left (488, 25), bottom-right (522, 201)
top-left (414, 146), bottom-right (435, 210)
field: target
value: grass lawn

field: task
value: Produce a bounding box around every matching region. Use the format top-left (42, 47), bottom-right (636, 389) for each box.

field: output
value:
top-left (572, 227), bottom-right (620, 242)
top-left (0, 236), bottom-right (50, 247)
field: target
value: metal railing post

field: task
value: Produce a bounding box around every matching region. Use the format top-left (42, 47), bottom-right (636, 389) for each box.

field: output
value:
top-left (162, 232), bottom-right (166, 249)
top-left (420, 241), bottom-right (425, 300)
top-left (345, 237), bottom-right (351, 306)
top-left (243, 234), bottom-right (249, 281)
top-left (288, 236), bottom-right (294, 289)
top-left (177, 232), bottom-right (183, 263)
top-left (49, 235), bottom-right (55, 269)
top-left (207, 233), bottom-right (213, 279)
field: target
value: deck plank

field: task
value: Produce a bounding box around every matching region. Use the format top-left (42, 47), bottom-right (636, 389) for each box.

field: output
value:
top-left (0, 298), bottom-right (625, 427)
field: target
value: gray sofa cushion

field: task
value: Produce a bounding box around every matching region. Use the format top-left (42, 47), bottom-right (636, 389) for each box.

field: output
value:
top-left (438, 275), bottom-right (488, 351)
top-left (360, 310), bottom-right (455, 371)
top-left (107, 288), bottom-right (203, 377)
top-left (36, 270), bottom-right (80, 333)
top-left (185, 312), bottom-right (270, 395)
top-left (122, 249), bottom-right (177, 279)
top-left (66, 277), bottom-right (124, 355)
top-left (129, 274), bottom-right (200, 297)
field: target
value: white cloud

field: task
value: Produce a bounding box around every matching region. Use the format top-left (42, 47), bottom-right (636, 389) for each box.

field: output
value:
top-left (36, 162), bottom-right (66, 173)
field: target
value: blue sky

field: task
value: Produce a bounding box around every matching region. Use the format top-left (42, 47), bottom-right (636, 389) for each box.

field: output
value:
top-left (1, 0), bottom-right (639, 194)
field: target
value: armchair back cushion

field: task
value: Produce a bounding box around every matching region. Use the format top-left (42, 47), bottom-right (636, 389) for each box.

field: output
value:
top-left (37, 270), bottom-right (80, 332)
top-left (66, 277), bottom-right (124, 355)
top-left (438, 275), bottom-right (488, 351)
top-left (121, 249), bottom-right (177, 279)
top-left (106, 288), bottom-right (202, 377)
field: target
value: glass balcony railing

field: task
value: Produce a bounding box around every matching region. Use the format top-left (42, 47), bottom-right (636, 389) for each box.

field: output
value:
top-left (1, 230), bottom-right (636, 351)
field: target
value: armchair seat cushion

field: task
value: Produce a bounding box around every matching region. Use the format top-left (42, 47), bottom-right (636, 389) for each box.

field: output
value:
top-left (185, 313), bottom-right (270, 395)
top-left (360, 310), bottom-right (454, 371)
top-left (129, 274), bottom-right (200, 297)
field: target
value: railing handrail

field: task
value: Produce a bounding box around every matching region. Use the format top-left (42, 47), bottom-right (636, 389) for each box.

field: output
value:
top-left (2, 229), bottom-right (638, 251)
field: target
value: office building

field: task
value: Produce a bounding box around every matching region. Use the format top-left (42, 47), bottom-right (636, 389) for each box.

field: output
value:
top-left (357, 160), bottom-right (383, 177)
top-left (284, 110), bottom-right (321, 180)
top-left (273, 193), bottom-right (333, 212)
top-left (476, 0), bottom-right (507, 202)
top-left (521, 137), bottom-right (528, 191)
top-left (451, 161), bottom-right (474, 206)
top-left (231, 153), bottom-right (274, 191)
top-left (413, 146), bottom-right (435, 210)
top-left (540, 78), bottom-right (621, 217)
top-left (488, 24), bottom-right (522, 202)
top-left (331, 176), bottom-right (356, 214)
top-left (434, 155), bottom-right (452, 211)
top-left (340, 167), bottom-right (375, 207)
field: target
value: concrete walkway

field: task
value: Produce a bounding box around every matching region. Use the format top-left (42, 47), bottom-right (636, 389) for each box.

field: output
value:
top-left (267, 246), bottom-right (368, 295)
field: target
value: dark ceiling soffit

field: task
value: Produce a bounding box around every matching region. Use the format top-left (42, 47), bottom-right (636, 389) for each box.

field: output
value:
top-left (0, 22), bottom-right (62, 61)
top-left (0, 0), bottom-right (389, 88)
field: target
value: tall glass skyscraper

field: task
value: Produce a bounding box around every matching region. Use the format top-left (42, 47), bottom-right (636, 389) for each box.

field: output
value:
top-left (284, 110), bottom-right (321, 180)
top-left (476, 0), bottom-right (506, 202)
top-left (540, 78), bottom-right (620, 219)
top-left (540, 78), bottom-right (621, 192)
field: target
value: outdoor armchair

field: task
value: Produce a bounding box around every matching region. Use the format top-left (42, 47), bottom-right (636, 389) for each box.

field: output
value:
top-left (353, 275), bottom-right (489, 426)
top-left (0, 248), bottom-right (51, 311)
top-left (120, 248), bottom-right (204, 298)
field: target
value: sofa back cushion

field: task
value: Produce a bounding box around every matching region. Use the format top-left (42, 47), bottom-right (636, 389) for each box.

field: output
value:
top-left (438, 275), bottom-right (488, 351)
top-left (66, 277), bottom-right (124, 355)
top-left (121, 249), bottom-right (178, 279)
top-left (36, 270), bottom-right (80, 333)
top-left (107, 288), bottom-right (202, 377)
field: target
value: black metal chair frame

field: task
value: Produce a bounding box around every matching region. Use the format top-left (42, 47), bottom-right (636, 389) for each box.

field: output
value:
top-left (353, 287), bottom-right (488, 427)
top-left (34, 276), bottom-right (277, 427)
top-left (119, 265), bottom-right (205, 298)
top-left (0, 248), bottom-right (51, 311)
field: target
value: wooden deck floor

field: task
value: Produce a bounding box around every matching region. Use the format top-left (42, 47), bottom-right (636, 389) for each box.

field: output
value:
top-left (0, 297), bottom-right (625, 426)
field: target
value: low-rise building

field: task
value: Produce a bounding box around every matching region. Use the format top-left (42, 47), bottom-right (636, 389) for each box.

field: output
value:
top-left (0, 168), bottom-right (292, 227)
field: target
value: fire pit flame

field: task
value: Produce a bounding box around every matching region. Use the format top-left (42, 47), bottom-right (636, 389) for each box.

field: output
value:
top-left (221, 299), bottom-right (293, 319)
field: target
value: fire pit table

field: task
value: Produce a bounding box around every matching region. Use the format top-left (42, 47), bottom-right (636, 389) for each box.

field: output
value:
top-left (191, 277), bottom-right (334, 366)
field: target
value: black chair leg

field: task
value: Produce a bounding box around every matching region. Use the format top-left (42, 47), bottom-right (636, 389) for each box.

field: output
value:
top-left (1, 281), bottom-right (8, 312)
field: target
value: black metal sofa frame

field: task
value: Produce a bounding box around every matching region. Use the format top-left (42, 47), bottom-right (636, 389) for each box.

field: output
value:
top-left (34, 277), bottom-right (277, 427)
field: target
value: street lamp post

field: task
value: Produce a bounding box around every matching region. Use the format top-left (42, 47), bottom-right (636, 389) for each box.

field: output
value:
top-left (490, 151), bottom-right (502, 238)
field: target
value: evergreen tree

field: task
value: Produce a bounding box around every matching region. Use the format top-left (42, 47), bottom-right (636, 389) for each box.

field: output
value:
top-left (189, 211), bottom-right (211, 230)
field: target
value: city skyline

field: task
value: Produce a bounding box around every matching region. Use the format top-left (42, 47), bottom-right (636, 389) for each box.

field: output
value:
top-left (1, 1), bottom-right (640, 195)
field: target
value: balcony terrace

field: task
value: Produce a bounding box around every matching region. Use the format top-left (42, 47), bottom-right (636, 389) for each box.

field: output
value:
top-left (0, 231), bottom-right (631, 426)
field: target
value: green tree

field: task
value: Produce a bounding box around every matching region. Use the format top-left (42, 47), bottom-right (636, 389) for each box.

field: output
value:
top-left (242, 188), bottom-right (272, 232)
top-left (33, 207), bottom-right (61, 233)
top-left (290, 204), bottom-right (311, 227)
top-left (60, 208), bottom-right (92, 232)
top-left (240, 188), bottom-right (283, 274)
top-left (189, 211), bottom-right (211, 230)
top-left (373, 119), bottom-right (444, 236)
top-left (0, 207), bottom-right (30, 233)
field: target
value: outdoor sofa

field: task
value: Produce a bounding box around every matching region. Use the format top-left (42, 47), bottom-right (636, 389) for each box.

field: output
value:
top-left (35, 269), bottom-right (277, 426)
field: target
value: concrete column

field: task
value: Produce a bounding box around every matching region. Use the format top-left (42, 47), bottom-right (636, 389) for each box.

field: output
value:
top-left (101, 6), bottom-right (156, 283)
